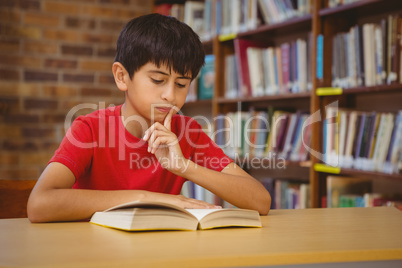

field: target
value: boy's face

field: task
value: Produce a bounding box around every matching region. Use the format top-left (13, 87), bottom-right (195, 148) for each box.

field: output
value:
top-left (123, 62), bottom-right (192, 124)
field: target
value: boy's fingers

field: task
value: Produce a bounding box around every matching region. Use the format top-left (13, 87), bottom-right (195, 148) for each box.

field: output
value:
top-left (163, 106), bottom-right (176, 131)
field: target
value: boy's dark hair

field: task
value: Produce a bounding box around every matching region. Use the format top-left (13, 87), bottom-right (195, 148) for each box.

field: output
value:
top-left (115, 13), bottom-right (205, 80)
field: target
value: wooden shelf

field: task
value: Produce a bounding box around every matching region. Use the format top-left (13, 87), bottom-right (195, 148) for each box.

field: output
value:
top-left (202, 39), bottom-right (213, 54)
top-left (340, 84), bottom-right (402, 95)
top-left (154, 0), bottom-right (185, 5)
top-left (237, 15), bottom-right (312, 39)
top-left (317, 84), bottom-right (402, 96)
top-left (314, 164), bottom-right (402, 182)
top-left (216, 92), bottom-right (311, 104)
top-left (319, 0), bottom-right (402, 17)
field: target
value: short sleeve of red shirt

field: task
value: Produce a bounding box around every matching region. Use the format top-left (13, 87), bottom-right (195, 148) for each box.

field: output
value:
top-left (49, 116), bottom-right (94, 180)
top-left (174, 116), bottom-right (233, 171)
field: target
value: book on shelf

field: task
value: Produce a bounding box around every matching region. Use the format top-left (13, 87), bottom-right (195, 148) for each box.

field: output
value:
top-left (224, 54), bottom-right (240, 98)
top-left (364, 193), bottom-right (402, 210)
top-left (326, 176), bottom-right (372, 208)
top-left (323, 109), bottom-right (401, 174)
top-left (214, 109), bottom-right (311, 162)
top-left (154, 3), bottom-right (173, 16)
top-left (184, 1), bottom-right (205, 38)
top-left (181, 181), bottom-right (225, 208)
top-left (185, 76), bottom-right (198, 102)
top-left (330, 15), bottom-right (402, 89)
top-left (271, 179), bottom-right (310, 209)
top-left (328, 0), bottom-right (363, 8)
top-left (234, 38), bottom-right (268, 97)
top-left (258, 0), bottom-right (312, 25)
top-left (198, 54), bottom-right (215, 100)
top-left (219, 0), bottom-right (258, 36)
top-left (163, 0), bottom-right (259, 41)
top-left (230, 35), bottom-right (312, 98)
top-left (90, 200), bottom-right (262, 231)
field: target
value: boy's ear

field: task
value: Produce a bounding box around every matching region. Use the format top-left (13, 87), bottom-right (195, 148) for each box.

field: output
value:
top-left (112, 62), bottom-right (130, 92)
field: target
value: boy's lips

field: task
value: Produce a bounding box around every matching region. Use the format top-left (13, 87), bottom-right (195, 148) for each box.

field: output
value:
top-left (155, 106), bottom-right (172, 113)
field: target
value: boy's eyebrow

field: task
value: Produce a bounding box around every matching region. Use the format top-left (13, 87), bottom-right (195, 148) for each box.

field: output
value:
top-left (148, 70), bottom-right (191, 80)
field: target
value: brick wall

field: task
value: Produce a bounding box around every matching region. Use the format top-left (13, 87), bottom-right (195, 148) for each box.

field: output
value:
top-left (0, 0), bottom-right (152, 181)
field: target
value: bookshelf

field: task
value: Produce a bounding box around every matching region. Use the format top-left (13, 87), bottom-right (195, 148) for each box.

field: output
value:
top-left (153, 0), bottom-right (402, 209)
top-left (312, 0), bottom-right (402, 208)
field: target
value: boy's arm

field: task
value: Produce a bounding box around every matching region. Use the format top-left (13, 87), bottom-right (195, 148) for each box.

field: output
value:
top-left (144, 110), bottom-right (271, 215)
top-left (27, 162), bottom-right (219, 223)
top-left (177, 161), bottom-right (271, 215)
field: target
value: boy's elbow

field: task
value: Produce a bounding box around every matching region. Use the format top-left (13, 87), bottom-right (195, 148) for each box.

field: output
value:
top-left (27, 195), bottom-right (48, 223)
top-left (258, 191), bottom-right (271, 216)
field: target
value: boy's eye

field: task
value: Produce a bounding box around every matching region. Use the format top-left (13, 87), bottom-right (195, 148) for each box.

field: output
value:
top-left (151, 78), bottom-right (163, 84)
top-left (176, 83), bottom-right (186, 88)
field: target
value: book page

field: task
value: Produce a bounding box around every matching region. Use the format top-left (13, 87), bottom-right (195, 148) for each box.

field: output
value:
top-left (185, 209), bottom-right (223, 221)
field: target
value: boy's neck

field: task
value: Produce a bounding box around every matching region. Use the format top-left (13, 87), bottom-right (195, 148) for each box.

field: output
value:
top-left (120, 103), bottom-right (149, 139)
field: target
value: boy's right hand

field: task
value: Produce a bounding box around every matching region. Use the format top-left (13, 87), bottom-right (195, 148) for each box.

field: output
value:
top-left (158, 194), bottom-right (221, 209)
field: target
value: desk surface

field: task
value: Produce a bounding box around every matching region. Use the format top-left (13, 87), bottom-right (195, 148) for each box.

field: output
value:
top-left (1, 207), bottom-right (401, 267)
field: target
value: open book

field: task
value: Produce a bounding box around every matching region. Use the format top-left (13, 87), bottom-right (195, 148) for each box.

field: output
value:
top-left (90, 200), bottom-right (262, 231)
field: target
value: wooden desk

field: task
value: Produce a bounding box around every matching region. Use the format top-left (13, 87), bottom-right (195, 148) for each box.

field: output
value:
top-left (1, 207), bottom-right (401, 267)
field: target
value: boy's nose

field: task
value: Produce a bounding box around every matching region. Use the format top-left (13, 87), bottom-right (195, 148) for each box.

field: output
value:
top-left (161, 83), bottom-right (175, 103)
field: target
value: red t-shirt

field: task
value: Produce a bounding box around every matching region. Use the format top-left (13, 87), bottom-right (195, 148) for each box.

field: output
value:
top-left (49, 105), bottom-right (232, 194)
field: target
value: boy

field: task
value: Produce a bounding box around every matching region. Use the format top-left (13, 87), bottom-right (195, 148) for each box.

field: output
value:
top-left (27, 14), bottom-right (271, 223)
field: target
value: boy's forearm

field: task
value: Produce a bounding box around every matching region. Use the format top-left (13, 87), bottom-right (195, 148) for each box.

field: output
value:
top-left (28, 187), bottom-right (218, 223)
top-left (177, 161), bottom-right (271, 215)
top-left (28, 188), bottom-right (152, 223)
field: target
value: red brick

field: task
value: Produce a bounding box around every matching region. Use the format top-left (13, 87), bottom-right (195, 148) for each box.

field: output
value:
top-left (2, 140), bottom-right (39, 152)
top-left (0, 69), bottom-right (20, 81)
top-left (65, 17), bottom-right (96, 29)
top-left (60, 100), bottom-right (82, 111)
top-left (42, 142), bottom-right (60, 151)
top-left (20, 153), bottom-right (53, 166)
top-left (82, 6), bottom-right (115, 18)
top-left (0, 125), bottom-right (21, 138)
top-left (99, 0), bottom-right (129, 4)
top-left (81, 87), bottom-right (112, 97)
top-left (24, 13), bottom-right (60, 27)
top-left (4, 114), bottom-right (40, 124)
top-left (44, 58), bottom-right (78, 69)
top-left (115, 9), bottom-right (144, 20)
top-left (97, 47), bottom-right (116, 58)
top-left (23, 41), bottom-right (58, 54)
top-left (42, 85), bottom-right (78, 97)
top-left (0, 54), bottom-right (41, 68)
top-left (0, 153), bottom-right (19, 165)
top-left (0, 40), bottom-right (20, 53)
top-left (81, 60), bottom-right (112, 71)
top-left (24, 98), bottom-right (58, 110)
top-left (99, 20), bottom-right (125, 32)
top-left (63, 73), bottom-right (94, 83)
top-left (0, 10), bottom-right (21, 23)
top-left (2, 25), bottom-right (41, 39)
top-left (1, 82), bottom-right (41, 97)
top-left (0, 168), bottom-right (39, 180)
top-left (42, 114), bottom-right (67, 124)
top-left (111, 88), bottom-right (124, 98)
top-left (61, 45), bottom-right (93, 56)
top-left (44, 1), bottom-right (80, 14)
top-left (0, 97), bottom-right (19, 115)
top-left (44, 29), bottom-right (79, 42)
top-left (81, 33), bottom-right (114, 44)
top-left (24, 71), bottom-right (58, 82)
top-left (0, 0), bottom-right (15, 8)
top-left (19, 0), bottom-right (41, 10)
top-left (22, 127), bottom-right (55, 138)
top-left (99, 74), bottom-right (115, 84)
